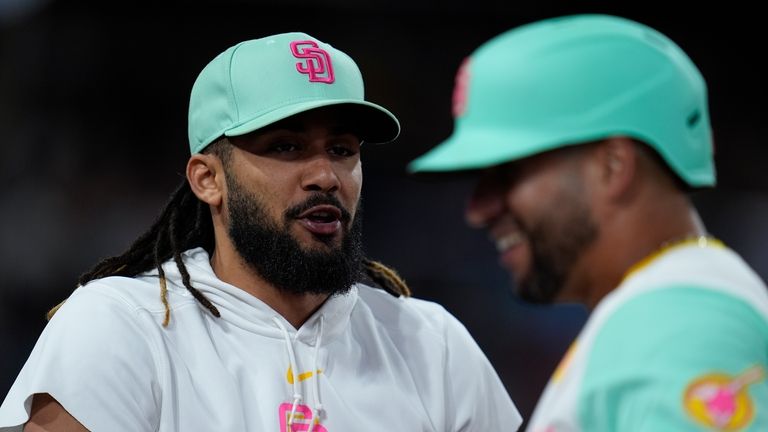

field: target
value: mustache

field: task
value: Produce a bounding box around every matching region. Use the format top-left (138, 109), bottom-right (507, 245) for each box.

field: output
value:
top-left (285, 193), bottom-right (352, 222)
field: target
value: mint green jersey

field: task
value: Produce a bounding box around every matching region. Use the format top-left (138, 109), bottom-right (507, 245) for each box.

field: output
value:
top-left (526, 243), bottom-right (768, 431)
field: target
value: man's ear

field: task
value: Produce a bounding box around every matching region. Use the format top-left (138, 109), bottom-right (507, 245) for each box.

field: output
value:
top-left (187, 154), bottom-right (224, 207)
top-left (596, 136), bottom-right (639, 201)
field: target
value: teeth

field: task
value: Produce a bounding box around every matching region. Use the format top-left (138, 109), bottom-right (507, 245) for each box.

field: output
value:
top-left (307, 211), bottom-right (336, 222)
top-left (496, 232), bottom-right (523, 252)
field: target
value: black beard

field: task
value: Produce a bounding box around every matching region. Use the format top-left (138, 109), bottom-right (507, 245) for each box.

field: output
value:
top-left (226, 175), bottom-right (363, 297)
top-left (516, 201), bottom-right (597, 304)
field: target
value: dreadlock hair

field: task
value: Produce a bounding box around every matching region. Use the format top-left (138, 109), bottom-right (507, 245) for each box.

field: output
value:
top-left (48, 138), bottom-right (410, 326)
top-left (362, 259), bottom-right (411, 298)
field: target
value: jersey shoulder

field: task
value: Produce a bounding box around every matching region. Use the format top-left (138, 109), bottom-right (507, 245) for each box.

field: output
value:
top-left (580, 285), bottom-right (768, 431)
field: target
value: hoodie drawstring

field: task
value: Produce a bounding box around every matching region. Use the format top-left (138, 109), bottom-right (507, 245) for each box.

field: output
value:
top-left (272, 317), bottom-right (303, 429)
top-left (311, 315), bottom-right (325, 423)
top-left (272, 315), bottom-right (326, 431)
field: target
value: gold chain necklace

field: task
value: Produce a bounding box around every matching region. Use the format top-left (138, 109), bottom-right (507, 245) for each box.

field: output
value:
top-left (622, 235), bottom-right (725, 282)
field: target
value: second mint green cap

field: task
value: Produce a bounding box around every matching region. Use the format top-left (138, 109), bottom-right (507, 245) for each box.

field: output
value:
top-left (408, 14), bottom-right (715, 187)
top-left (188, 32), bottom-right (400, 154)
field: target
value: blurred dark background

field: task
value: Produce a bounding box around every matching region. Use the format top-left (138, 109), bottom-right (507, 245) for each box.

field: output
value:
top-left (1, 0), bottom-right (766, 427)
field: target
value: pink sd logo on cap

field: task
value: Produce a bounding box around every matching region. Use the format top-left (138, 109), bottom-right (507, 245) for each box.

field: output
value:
top-left (290, 41), bottom-right (335, 84)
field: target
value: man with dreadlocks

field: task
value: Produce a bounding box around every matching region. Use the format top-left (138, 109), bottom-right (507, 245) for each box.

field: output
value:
top-left (0, 33), bottom-right (521, 432)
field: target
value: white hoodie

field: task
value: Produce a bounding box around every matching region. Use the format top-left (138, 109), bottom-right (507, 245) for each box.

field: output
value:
top-left (0, 247), bottom-right (521, 431)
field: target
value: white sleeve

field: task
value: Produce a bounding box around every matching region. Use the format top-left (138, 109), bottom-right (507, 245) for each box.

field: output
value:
top-left (0, 284), bottom-right (161, 432)
top-left (442, 311), bottom-right (523, 431)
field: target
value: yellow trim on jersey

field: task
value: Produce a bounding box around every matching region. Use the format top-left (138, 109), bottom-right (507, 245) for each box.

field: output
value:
top-left (622, 236), bottom-right (725, 283)
top-left (552, 341), bottom-right (578, 383)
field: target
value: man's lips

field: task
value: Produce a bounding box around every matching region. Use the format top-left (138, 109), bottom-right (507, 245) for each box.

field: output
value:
top-left (495, 232), bottom-right (524, 252)
top-left (296, 205), bottom-right (343, 235)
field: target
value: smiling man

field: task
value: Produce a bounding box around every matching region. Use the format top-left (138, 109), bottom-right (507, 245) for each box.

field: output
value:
top-left (0, 33), bottom-right (521, 432)
top-left (409, 14), bottom-right (768, 432)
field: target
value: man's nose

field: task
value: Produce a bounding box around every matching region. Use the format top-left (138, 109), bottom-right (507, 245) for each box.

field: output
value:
top-left (465, 179), bottom-right (506, 229)
top-left (301, 156), bottom-right (341, 193)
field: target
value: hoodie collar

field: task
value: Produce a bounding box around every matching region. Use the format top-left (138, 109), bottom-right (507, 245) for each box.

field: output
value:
top-left (148, 247), bottom-right (358, 344)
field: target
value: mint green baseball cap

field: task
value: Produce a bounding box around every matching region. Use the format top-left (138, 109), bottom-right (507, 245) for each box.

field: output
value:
top-left (408, 14), bottom-right (715, 187)
top-left (188, 32), bottom-right (400, 154)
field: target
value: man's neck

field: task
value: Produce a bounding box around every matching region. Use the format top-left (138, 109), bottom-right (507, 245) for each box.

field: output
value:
top-left (574, 193), bottom-right (705, 310)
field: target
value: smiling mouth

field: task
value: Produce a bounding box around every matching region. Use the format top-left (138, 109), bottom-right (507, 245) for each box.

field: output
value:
top-left (495, 232), bottom-right (524, 252)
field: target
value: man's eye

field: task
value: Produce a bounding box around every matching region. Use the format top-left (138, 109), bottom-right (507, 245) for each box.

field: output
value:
top-left (270, 142), bottom-right (299, 153)
top-left (329, 146), bottom-right (351, 157)
top-left (328, 144), bottom-right (358, 157)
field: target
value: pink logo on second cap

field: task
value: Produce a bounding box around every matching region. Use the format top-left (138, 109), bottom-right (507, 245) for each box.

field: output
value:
top-left (452, 57), bottom-right (471, 118)
top-left (290, 41), bottom-right (335, 84)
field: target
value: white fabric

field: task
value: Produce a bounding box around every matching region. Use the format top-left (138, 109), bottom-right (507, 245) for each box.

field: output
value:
top-left (0, 248), bottom-right (521, 432)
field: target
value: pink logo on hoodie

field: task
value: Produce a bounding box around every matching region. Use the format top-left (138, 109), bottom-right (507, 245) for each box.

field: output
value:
top-left (279, 403), bottom-right (328, 432)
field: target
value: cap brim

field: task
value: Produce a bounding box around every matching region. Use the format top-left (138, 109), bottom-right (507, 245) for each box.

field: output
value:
top-left (408, 127), bottom-right (548, 173)
top-left (408, 125), bottom-right (609, 174)
top-left (225, 99), bottom-right (400, 144)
